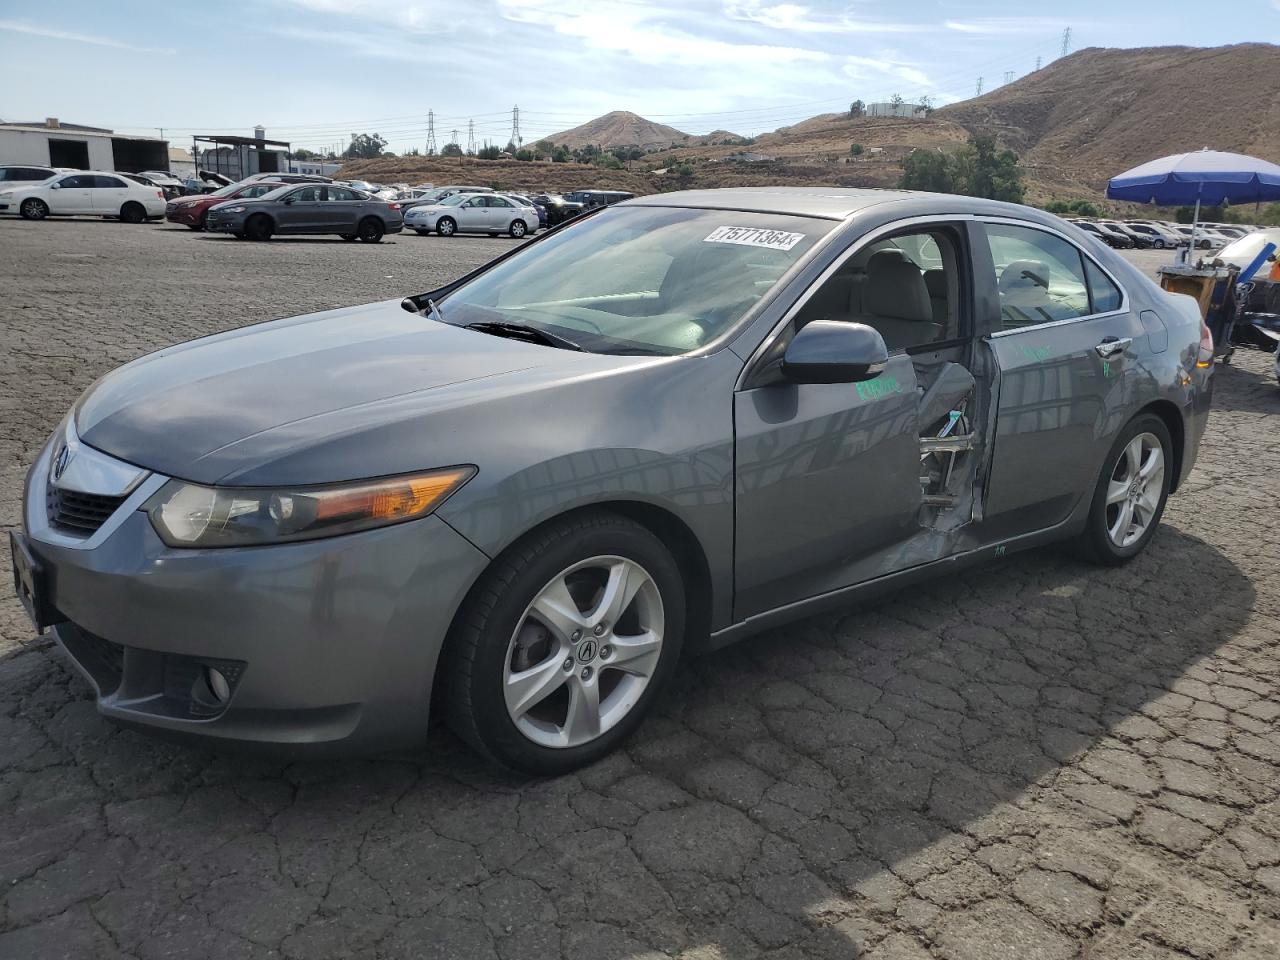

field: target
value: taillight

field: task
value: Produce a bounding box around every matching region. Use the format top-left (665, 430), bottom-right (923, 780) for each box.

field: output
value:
top-left (389, 202), bottom-right (401, 210)
top-left (156, 190), bottom-right (163, 199)
top-left (1197, 319), bottom-right (1214, 368)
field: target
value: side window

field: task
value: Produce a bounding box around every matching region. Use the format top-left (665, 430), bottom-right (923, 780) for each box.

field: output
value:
top-left (793, 227), bottom-right (963, 353)
top-left (1084, 259), bottom-right (1123, 313)
top-left (489, 196), bottom-right (512, 208)
top-left (327, 187), bottom-right (353, 201)
top-left (60, 174), bottom-right (91, 188)
top-left (293, 186), bottom-right (322, 202)
top-left (94, 175), bottom-right (126, 188)
top-left (982, 223), bottom-right (1091, 330)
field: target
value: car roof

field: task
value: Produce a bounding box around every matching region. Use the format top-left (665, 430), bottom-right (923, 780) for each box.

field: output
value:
top-left (622, 186), bottom-right (1007, 221)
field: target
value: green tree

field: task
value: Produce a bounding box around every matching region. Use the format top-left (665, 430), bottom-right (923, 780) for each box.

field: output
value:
top-left (440, 142), bottom-right (463, 157)
top-left (899, 149), bottom-right (954, 192)
top-left (849, 99), bottom-right (865, 118)
top-left (596, 153), bottom-right (623, 169)
top-left (476, 143), bottom-right (502, 160)
top-left (515, 148), bottom-right (534, 161)
top-left (849, 143), bottom-right (864, 157)
top-left (671, 162), bottom-right (695, 180)
top-left (289, 148), bottom-right (317, 161)
top-left (343, 133), bottom-right (387, 160)
top-left (552, 145), bottom-right (571, 163)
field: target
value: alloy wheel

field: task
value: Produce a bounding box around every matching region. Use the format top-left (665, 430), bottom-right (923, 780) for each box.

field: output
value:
top-left (503, 555), bottom-right (664, 749)
top-left (1105, 431), bottom-right (1164, 548)
top-left (20, 198), bottom-right (47, 220)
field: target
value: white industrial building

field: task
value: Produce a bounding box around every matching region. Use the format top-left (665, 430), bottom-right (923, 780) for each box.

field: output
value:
top-left (0, 118), bottom-right (169, 171)
top-left (865, 102), bottom-right (931, 119)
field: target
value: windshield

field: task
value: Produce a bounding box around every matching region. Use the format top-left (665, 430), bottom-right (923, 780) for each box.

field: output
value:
top-left (437, 205), bottom-right (833, 355)
top-left (209, 182), bottom-right (244, 198)
top-left (437, 193), bottom-right (472, 207)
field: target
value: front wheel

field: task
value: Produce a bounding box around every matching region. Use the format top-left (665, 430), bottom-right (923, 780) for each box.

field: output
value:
top-left (1074, 414), bottom-right (1172, 565)
top-left (509, 219), bottom-right (528, 238)
top-left (442, 511), bottom-right (685, 775)
top-left (244, 214), bottom-right (272, 241)
top-left (1153, 238), bottom-right (1165, 249)
top-left (119, 202), bottom-right (146, 224)
top-left (357, 217), bottom-right (384, 243)
top-left (437, 217), bottom-right (456, 237)
top-left (19, 198), bottom-right (48, 220)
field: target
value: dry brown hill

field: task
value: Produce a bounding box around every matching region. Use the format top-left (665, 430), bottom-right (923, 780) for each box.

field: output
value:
top-left (938, 43), bottom-right (1280, 193)
top-left (539, 110), bottom-right (691, 150)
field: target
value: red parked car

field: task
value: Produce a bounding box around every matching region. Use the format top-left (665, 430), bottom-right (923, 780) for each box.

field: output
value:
top-left (165, 180), bottom-right (285, 229)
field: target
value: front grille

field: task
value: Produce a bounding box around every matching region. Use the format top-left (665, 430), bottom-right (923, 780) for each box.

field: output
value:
top-left (46, 486), bottom-right (128, 534)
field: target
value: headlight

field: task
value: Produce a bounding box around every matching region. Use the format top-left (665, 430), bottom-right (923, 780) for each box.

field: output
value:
top-left (0, 191), bottom-right (12, 199)
top-left (219, 205), bottom-right (247, 214)
top-left (145, 466), bottom-right (475, 547)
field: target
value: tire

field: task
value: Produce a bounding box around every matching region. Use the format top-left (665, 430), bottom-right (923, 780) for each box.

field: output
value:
top-left (1153, 239), bottom-right (1165, 249)
top-left (442, 510), bottom-right (686, 775)
top-left (19, 198), bottom-right (48, 220)
top-left (357, 218), bottom-right (384, 243)
top-left (119, 202), bottom-right (146, 224)
top-left (187, 224), bottom-right (203, 231)
top-left (509, 219), bottom-right (528, 238)
top-left (1074, 413), bottom-right (1172, 566)
top-left (340, 233), bottom-right (357, 242)
top-left (437, 217), bottom-right (456, 237)
top-left (414, 229), bottom-right (429, 236)
top-left (245, 214), bottom-right (272, 241)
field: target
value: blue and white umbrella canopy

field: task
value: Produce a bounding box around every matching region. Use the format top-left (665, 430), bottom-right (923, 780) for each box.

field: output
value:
top-left (1107, 149), bottom-right (1280, 205)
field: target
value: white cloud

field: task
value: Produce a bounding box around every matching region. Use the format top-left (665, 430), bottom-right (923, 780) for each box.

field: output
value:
top-left (0, 19), bottom-right (174, 54)
top-left (842, 54), bottom-right (930, 90)
top-left (944, 17), bottom-right (1068, 35)
top-left (724, 0), bottom-right (921, 33)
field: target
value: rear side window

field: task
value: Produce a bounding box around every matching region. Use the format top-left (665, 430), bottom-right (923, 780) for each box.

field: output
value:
top-left (0, 167), bottom-right (53, 181)
top-left (982, 223), bottom-right (1092, 329)
top-left (94, 175), bottom-right (127, 188)
top-left (1085, 259), bottom-right (1123, 313)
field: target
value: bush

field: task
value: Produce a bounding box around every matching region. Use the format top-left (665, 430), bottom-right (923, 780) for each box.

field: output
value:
top-left (899, 136), bottom-right (1024, 203)
top-left (849, 143), bottom-right (864, 157)
top-left (515, 149), bottom-right (534, 162)
top-left (476, 145), bottom-right (501, 161)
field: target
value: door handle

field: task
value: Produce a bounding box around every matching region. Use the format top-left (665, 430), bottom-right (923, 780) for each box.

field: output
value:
top-left (1094, 336), bottom-right (1131, 358)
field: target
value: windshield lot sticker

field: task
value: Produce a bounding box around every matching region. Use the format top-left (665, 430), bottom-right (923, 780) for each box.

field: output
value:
top-left (703, 226), bottom-right (806, 251)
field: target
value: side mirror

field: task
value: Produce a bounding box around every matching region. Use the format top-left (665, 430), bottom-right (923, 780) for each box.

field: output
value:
top-left (283, 197), bottom-right (295, 205)
top-left (781, 320), bottom-right (888, 385)
top-left (50, 182), bottom-right (61, 190)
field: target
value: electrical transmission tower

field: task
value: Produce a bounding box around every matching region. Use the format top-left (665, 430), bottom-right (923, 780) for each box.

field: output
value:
top-left (1061, 27), bottom-right (1072, 57)
top-left (425, 110), bottom-right (437, 155)
top-left (1003, 70), bottom-right (1015, 85)
top-left (975, 76), bottom-right (983, 96)
top-left (451, 129), bottom-right (459, 150)
top-left (465, 120), bottom-right (476, 155)
top-left (1035, 56), bottom-right (1042, 71)
top-left (510, 105), bottom-right (522, 148)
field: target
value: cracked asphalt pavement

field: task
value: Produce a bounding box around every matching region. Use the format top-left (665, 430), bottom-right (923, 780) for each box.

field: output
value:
top-left (1, 219), bottom-right (1278, 959)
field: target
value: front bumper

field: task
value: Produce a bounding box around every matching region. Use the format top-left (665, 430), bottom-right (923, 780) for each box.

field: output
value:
top-left (20, 437), bottom-right (489, 754)
top-left (166, 204), bottom-right (204, 225)
top-left (204, 216), bottom-right (244, 234)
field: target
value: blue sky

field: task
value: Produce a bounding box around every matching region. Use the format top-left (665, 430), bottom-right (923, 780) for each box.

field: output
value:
top-left (1, 1), bottom-right (1276, 154)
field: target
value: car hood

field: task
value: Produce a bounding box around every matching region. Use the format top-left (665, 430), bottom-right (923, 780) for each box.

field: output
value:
top-left (76, 299), bottom-right (651, 486)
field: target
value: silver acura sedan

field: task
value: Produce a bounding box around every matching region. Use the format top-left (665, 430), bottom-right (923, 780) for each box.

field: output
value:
top-left (403, 191), bottom-right (539, 237)
top-left (12, 187), bottom-right (1214, 774)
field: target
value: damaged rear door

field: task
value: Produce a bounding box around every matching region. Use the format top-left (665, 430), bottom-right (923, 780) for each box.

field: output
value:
top-left (733, 219), bottom-right (987, 619)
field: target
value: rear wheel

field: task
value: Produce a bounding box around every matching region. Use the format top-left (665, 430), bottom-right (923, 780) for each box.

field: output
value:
top-left (357, 217), bottom-right (384, 243)
top-left (509, 219), bottom-right (528, 238)
top-left (1074, 414), bottom-right (1172, 565)
top-left (442, 511), bottom-right (685, 775)
top-left (437, 217), bottom-right (456, 237)
top-left (19, 198), bottom-right (48, 220)
top-left (245, 214), bottom-right (272, 241)
top-left (119, 202), bottom-right (146, 224)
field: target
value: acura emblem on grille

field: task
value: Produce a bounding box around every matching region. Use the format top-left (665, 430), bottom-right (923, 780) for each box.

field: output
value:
top-left (52, 444), bottom-right (71, 481)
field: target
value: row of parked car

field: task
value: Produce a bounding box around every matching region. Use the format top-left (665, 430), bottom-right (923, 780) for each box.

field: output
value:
top-left (1067, 217), bottom-right (1256, 251)
top-left (0, 163), bottom-right (636, 243)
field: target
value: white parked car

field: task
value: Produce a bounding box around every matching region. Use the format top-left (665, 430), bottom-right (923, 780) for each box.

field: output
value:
top-left (403, 192), bottom-right (539, 238)
top-left (0, 164), bottom-right (71, 190)
top-left (0, 170), bottom-right (165, 223)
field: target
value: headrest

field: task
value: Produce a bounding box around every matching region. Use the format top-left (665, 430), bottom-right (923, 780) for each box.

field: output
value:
top-left (1000, 259), bottom-right (1050, 292)
top-left (923, 269), bottom-right (948, 298)
top-left (862, 256), bottom-right (933, 323)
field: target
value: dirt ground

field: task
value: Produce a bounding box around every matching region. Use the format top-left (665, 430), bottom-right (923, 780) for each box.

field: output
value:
top-left (0, 219), bottom-right (1277, 959)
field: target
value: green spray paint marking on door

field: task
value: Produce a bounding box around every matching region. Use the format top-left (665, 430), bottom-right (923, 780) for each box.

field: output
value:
top-left (1019, 345), bottom-right (1051, 363)
top-left (855, 376), bottom-right (902, 401)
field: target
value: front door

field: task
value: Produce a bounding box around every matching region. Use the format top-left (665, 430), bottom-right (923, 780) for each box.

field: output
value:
top-left (733, 221), bottom-right (977, 619)
top-left (975, 220), bottom-right (1143, 540)
top-left (321, 186), bottom-right (361, 231)
top-left (457, 196), bottom-right (490, 233)
top-left (47, 174), bottom-right (94, 214)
